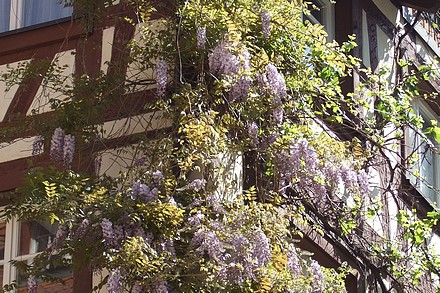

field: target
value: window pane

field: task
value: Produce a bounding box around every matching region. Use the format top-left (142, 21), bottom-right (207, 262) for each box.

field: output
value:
top-left (22, 0), bottom-right (72, 27)
top-left (15, 260), bottom-right (73, 292)
top-left (0, 0), bottom-right (11, 33)
top-left (0, 222), bottom-right (5, 260)
top-left (18, 221), bottom-right (57, 256)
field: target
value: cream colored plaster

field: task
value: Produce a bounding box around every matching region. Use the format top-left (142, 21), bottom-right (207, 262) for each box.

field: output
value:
top-left (362, 10), bottom-right (371, 68)
top-left (0, 136), bottom-right (37, 163)
top-left (27, 50), bottom-right (75, 115)
top-left (101, 26), bottom-right (115, 73)
top-left (372, 0), bottom-right (399, 25)
top-left (0, 61), bottom-right (26, 122)
top-left (100, 111), bottom-right (171, 140)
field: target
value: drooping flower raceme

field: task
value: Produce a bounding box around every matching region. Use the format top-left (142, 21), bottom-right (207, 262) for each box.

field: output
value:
top-left (63, 134), bottom-right (75, 168)
top-left (101, 218), bottom-right (116, 247)
top-left (248, 122), bottom-right (259, 147)
top-left (49, 127), bottom-right (76, 167)
top-left (106, 268), bottom-right (122, 293)
top-left (32, 135), bottom-right (44, 156)
top-left (197, 26), bottom-right (206, 49)
top-left (50, 127), bottom-right (65, 162)
top-left (208, 41), bottom-right (251, 101)
top-left (27, 275), bottom-right (38, 293)
top-left (156, 60), bottom-right (168, 98)
top-left (261, 10), bottom-right (271, 39)
top-left (311, 260), bottom-right (325, 293)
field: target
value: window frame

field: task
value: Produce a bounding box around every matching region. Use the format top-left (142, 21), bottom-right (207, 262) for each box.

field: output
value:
top-left (303, 0), bottom-right (335, 41)
top-left (408, 100), bottom-right (440, 205)
top-left (0, 0), bottom-right (73, 34)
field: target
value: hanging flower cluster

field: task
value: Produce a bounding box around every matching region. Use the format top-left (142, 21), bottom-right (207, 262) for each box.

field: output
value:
top-left (275, 138), bottom-right (369, 200)
top-left (197, 26), bottom-right (206, 49)
top-left (49, 127), bottom-right (75, 167)
top-left (208, 41), bottom-right (251, 101)
top-left (155, 60), bottom-right (168, 98)
top-left (261, 10), bottom-right (271, 39)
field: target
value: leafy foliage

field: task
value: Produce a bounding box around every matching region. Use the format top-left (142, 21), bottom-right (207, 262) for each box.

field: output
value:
top-left (1, 0), bottom-right (440, 292)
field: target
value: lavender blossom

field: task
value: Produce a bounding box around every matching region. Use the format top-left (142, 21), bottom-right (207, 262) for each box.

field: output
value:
top-left (248, 122), bottom-right (259, 147)
top-left (272, 102), bottom-right (284, 125)
top-left (27, 275), bottom-right (38, 293)
top-left (310, 261), bottom-right (324, 293)
top-left (197, 26), bottom-right (206, 49)
top-left (107, 269), bottom-right (122, 293)
top-left (250, 231), bottom-right (271, 266)
top-left (32, 135), bottom-right (44, 156)
top-left (151, 280), bottom-right (169, 293)
top-left (208, 41), bottom-right (251, 101)
top-left (187, 211), bottom-right (204, 227)
top-left (49, 127), bottom-right (65, 162)
top-left (340, 163), bottom-right (358, 190)
top-left (287, 249), bottom-right (300, 275)
top-left (259, 63), bottom-right (287, 98)
top-left (357, 169), bottom-right (370, 197)
top-left (261, 10), bottom-right (271, 39)
top-left (188, 178), bottom-right (206, 192)
top-left (156, 60), bottom-right (168, 98)
top-left (55, 224), bottom-right (69, 244)
top-left (152, 170), bottom-right (164, 185)
top-left (94, 156), bottom-right (102, 175)
top-left (209, 41), bottom-right (239, 75)
top-left (131, 284), bottom-right (144, 293)
top-left (63, 134), bottom-right (75, 167)
top-left (101, 218), bottom-right (116, 247)
top-left (75, 219), bottom-right (89, 239)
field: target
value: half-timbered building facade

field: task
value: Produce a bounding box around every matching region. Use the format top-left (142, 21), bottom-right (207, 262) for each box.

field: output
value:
top-left (0, 0), bottom-right (439, 292)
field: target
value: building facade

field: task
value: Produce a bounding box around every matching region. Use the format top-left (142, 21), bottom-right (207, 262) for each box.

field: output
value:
top-left (0, 0), bottom-right (439, 292)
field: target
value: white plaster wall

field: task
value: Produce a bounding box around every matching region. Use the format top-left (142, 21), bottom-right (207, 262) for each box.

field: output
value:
top-left (362, 9), bottom-right (371, 69)
top-left (372, 0), bottom-right (400, 25)
top-left (27, 50), bottom-right (75, 115)
top-left (100, 111), bottom-right (171, 139)
top-left (101, 26), bottom-right (115, 73)
top-left (0, 136), bottom-right (38, 163)
top-left (125, 21), bottom-right (163, 93)
top-left (0, 61), bottom-right (27, 122)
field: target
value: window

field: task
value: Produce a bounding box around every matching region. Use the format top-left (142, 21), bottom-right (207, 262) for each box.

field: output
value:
top-left (0, 0), bottom-right (72, 33)
top-left (409, 101), bottom-right (440, 204)
top-left (0, 218), bottom-right (72, 291)
top-left (303, 0), bottom-right (335, 40)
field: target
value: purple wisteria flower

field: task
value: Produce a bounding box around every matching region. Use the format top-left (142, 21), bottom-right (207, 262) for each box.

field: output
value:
top-left (208, 41), bottom-right (251, 101)
top-left (106, 268), bottom-right (122, 293)
top-left (272, 101), bottom-right (284, 125)
top-left (63, 134), bottom-right (75, 168)
top-left (131, 284), bottom-right (144, 293)
top-left (152, 170), bottom-right (164, 185)
top-left (187, 178), bottom-right (206, 192)
top-left (197, 26), bottom-right (206, 49)
top-left (357, 169), bottom-right (370, 197)
top-left (49, 127), bottom-right (76, 167)
top-left (75, 219), bottom-right (89, 239)
top-left (27, 275), bottom-right (38, 293)
top-left (156, 60), bottom-right (168, 98)
top-left (310, 261), bottom-right (325, 293)
top-left (50, 127), bottom-right (65, 162)
top-left (287, 248), bottom-right (300, 275)
top-left (261, 10), bottom-right (271, 39)
top-left (131, 181), bottom-right (158, 202)
top-left (248, 122), bottom-right (259, 147)
top-left (151, 280), bottom-right (169, 293)
top-left (259, 63), bottom-right (287, 98)
top-left (101, 218), bottom-right (116, 247)
top-left (250, 230), bottom-right (271, 266)
top-left (32, 135), bottom-right (44, 156)
top-left (187, 210), bottom-right (204, 227)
